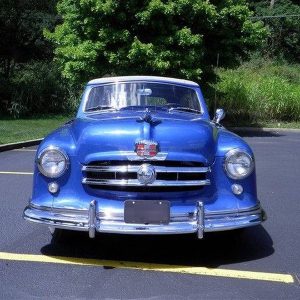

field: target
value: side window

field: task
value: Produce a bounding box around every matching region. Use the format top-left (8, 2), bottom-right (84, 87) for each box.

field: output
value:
top-left (86, 86), bottom-right (114, 110)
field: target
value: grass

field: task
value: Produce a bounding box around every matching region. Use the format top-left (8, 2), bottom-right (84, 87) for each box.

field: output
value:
top-left (0, 115), bottom-right (71, 145)
top-left (214, 59), bottom-right (300, 123)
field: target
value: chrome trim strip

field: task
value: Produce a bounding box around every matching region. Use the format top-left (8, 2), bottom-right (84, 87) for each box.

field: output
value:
top-left (206, 204), bottom-right (262, 216)
top-left (82, 165), bottom-right (210, 173)
top-left (127, 152), bottom-right (168, 161)
top-left (82, 178), bottom-right (211, 187)
top-left (95, 221), bottom-right (198, 235)
top-left (97, 212), bottom-right (197, 222)
top-left (30, 203), bottom-right (88, 214)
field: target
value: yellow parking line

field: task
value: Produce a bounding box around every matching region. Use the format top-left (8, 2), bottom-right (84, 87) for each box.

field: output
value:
top-left (0, 171), bottom-right (33, 175)
top-left (0, 252), bottom-right (294, 284)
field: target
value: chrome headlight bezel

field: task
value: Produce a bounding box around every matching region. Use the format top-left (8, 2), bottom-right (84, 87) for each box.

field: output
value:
top-left (37, 146), bottom-right (69, 178)
top-left (224, 149), bottom-right (254, 180)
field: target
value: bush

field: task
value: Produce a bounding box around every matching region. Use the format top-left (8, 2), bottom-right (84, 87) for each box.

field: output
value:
top-left (214, 59), bottom-right (300, 124)
top-left (5, 62), bottom-right (80, 118)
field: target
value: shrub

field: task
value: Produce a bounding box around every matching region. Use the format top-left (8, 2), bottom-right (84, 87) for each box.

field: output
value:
top-left (214, 59), bottom-right (300, 124)
top-left (6, 62), bottom-right (80, 117)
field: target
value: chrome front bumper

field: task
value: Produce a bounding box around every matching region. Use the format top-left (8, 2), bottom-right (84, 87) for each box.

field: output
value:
top-left (23, 201), bottom-right (266, 239)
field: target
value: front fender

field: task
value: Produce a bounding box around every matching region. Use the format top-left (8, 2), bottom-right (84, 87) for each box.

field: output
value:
top-left (215, 128), bottom-right (253, 157)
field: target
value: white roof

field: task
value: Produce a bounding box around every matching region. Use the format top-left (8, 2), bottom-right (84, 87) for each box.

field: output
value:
top-left (88, 76), bottom-right (199, 87)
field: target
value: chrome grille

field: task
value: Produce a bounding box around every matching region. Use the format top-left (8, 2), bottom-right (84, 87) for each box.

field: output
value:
top-left (82, 161), bottom-right (211, 191)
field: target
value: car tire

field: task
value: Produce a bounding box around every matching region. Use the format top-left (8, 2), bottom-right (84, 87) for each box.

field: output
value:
top-left (49, 228), bottom-right (66, 243)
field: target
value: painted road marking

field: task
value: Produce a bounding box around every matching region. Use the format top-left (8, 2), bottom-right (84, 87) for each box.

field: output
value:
top-left (0, 252), bottom-right (294, 284)
top-left (0, 171), bottom-right (33, 175)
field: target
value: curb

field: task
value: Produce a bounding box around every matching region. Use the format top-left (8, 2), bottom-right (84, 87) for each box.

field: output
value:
top-left (0, 139), bottom-right (43, 152)
top-left (229, 127), bottom-right (300, 133)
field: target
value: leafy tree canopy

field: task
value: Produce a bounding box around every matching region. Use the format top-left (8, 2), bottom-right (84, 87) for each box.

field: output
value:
top-left (249, 0), bottom-right (300, 62)
top-left (46, 0), bottom-right (266, 86)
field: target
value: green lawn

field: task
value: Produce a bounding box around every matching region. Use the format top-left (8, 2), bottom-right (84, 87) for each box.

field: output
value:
top-left (0, 116), bottom-right (71, 145)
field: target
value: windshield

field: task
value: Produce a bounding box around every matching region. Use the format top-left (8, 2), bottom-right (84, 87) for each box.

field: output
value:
top-left (85, 82), bottom-right (201, 113)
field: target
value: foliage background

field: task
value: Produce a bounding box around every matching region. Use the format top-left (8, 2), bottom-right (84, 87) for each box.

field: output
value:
top-left (45, 0), bottom-right (265, 87)
top-left (0, 0), bottom-right (299, 124)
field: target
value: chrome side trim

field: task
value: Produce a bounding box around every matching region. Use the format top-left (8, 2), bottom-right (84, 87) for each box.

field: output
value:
top-left (82, 178), bottom-right (211, 187)
top-left (82, 165), bottom-right (210, 173)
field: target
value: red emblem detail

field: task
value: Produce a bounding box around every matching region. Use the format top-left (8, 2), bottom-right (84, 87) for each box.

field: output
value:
top-left (135, 140), bottom-right (158, 157)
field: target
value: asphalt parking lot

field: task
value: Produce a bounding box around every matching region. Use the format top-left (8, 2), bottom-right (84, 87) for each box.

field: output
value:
top-left (0, 131), bottom-right (299, 299)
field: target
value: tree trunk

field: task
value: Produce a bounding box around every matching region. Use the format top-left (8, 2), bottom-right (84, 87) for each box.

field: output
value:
top-left (270, 0), bottom-right (275, 9)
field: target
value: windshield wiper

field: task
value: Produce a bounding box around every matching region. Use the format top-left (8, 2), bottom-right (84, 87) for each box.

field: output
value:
top-left (168, 106), bottom-right (201, 114)
top-left (85, 105), bottom-right (117, 112)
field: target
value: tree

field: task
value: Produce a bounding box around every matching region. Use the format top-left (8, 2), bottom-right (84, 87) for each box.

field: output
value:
top-left (0, 0), bottom-right (62, 116)
top-left (249, 0), bottom-right (300, 62)
top-left (45, 0), bottom-right (266, 86)
top-left (0, 0), bottom-right (58, 79)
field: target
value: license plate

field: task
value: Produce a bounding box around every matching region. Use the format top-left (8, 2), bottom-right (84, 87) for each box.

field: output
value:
top-left (124, 200), bottom-right (170, 224)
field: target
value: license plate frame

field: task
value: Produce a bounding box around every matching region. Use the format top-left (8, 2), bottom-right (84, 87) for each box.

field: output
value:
top-left (124, 200), bottom-right (170, 224)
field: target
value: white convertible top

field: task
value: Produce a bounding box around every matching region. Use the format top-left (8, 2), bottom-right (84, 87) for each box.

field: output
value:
top-left (88, 76), bottom-right (199, 87)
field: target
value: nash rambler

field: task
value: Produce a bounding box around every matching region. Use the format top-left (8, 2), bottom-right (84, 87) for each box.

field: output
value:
top-left (23, 76), bottom-right (266, 238)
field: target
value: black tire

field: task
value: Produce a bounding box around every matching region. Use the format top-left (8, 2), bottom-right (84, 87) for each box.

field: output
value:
top-left (50, 228), bottom-right (67, 243)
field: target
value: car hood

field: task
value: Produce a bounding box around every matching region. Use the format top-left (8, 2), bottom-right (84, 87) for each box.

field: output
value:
top-left (71, 111), bottom-right (217, 165)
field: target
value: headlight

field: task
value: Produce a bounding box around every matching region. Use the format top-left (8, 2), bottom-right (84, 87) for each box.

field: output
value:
top-left (37, 147), bottom-right (69, 178)
top-left (224, 149), bottom-right (254, 179)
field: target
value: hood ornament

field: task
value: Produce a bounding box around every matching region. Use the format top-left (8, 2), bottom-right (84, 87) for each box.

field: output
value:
top-left (136, 110), bottom-right (161, 126)
top-left (135, 140), bottom-right (158, 158)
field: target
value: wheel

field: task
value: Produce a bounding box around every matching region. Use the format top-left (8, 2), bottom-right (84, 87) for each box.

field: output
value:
top-left (49, 227), bottom-right (66, 243)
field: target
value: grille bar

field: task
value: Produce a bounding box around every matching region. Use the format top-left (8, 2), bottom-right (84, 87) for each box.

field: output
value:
top-left (82, 178), bottom-right (211, 187)
top-left (82, 165), bottom-right (210, 173)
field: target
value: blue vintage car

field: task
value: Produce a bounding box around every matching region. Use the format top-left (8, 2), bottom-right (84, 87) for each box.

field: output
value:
top-left (23, 76), bottom-right (266, 239)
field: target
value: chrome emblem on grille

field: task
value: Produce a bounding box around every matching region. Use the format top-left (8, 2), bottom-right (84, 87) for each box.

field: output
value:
top-left (135, 140), bottom-right (158, 158)
top-left (137, 164), bottom-right (156, 185)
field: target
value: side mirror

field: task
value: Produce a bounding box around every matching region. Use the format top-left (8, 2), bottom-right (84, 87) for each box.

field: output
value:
top-left (213, 108), bottom-right (225, 124)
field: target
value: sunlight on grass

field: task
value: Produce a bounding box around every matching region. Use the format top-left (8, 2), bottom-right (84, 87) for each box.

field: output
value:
top-left (0, 116), bottom-right (71, 145)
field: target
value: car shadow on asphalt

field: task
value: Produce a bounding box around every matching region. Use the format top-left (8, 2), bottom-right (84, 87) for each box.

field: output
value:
top-left (233, 130), bottom-right (284, 138)
top-left (40, 225), bottom-right (273, 268)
